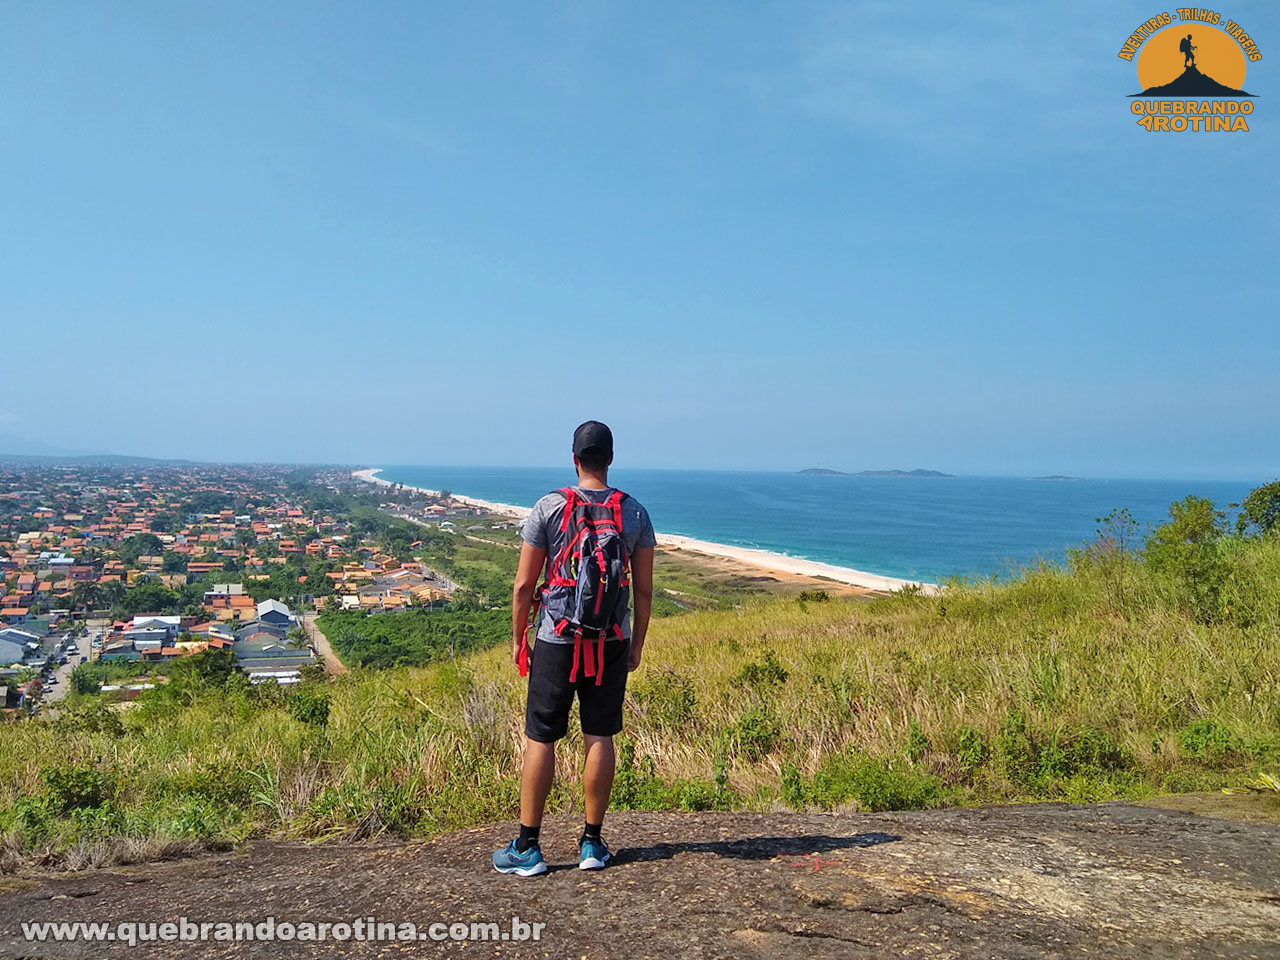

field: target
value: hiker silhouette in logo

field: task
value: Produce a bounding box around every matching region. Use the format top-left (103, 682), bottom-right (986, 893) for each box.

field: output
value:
top-left (492, 421), bottom-right (657, 877)
top-left (1180, 33), bottom-right (1196, 68)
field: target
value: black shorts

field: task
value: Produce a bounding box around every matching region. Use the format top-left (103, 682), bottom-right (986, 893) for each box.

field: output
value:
top-left (524, 638), bottom-right (630, 742)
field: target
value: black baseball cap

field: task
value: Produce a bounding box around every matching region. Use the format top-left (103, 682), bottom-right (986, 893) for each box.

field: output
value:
top-left (572, 420), bottom-right (614, 458)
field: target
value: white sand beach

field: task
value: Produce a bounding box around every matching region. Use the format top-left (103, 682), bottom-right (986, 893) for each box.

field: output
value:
top-left (653, 533), bottom-right (935, 593)
top-left (351, 468), bottom-right (938, 594)
top-left (352, 468), bottom-right (531, 519)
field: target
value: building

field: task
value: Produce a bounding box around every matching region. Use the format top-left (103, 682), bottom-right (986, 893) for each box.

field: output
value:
top-left (232, 632), bottom-right (313, 685)
top-left (125, 615), bottom-right (181, 653)
top-left (0, 636), bottom-right (34, 667)
top-left (256, 599), bottom-right (294, 626)
top-left (0, 607), bottom-right (30, 626)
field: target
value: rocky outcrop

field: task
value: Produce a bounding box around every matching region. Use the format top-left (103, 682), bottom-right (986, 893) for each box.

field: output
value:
top-left (2, 799), bottom-right (1278, 958)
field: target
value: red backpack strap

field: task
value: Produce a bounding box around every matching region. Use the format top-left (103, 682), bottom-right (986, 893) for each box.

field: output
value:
top-left (608, 490), bottom-right (632, 583)
top-left (518, 585), bottom-right (549, 677)
top-left (569, 626), bottom-right (583, 682)
top-left (558, 487), bottom-right (576, 533)
top-left (606, 490), bottom-right (624, 532)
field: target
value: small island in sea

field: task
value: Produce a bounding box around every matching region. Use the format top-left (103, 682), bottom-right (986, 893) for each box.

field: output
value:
top-left (798, 468), bottom-right (955, 478)
top-left (1029, 475), bottom-right (1085, 482)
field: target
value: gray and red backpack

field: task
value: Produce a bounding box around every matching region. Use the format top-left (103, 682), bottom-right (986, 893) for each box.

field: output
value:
top-left (518, 487), bottom-right (632, 685)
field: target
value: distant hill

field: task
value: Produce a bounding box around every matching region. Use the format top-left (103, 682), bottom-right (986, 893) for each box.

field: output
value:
top-left (0, 433), bottom-right (96, 458)
top-left (0, 434), bottom-right (194, 466)
top-left (0, 453), bottom-right (196, 466)
top-left (1131, 64), bottom-right (1252, 97)
top-left (797, 468), bottom-right (850, 476)
top-left (1030, 475), bottom-right (1085, 482)
top-left (852, 469), bottom-right (954, 479)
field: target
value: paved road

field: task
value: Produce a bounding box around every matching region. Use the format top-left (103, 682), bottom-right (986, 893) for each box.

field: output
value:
top-left (39, 631), bottom-right (89, 709)
top-left (301, 612), bottom-right (348, 676)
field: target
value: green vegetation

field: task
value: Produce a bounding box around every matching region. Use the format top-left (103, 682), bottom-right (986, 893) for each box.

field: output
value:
top-left (317, 609), bottom-right (510, 669)
top-left (417, 533), bottom-right (519, 603)
top-left (2, 486), bottom-right (1279, 870)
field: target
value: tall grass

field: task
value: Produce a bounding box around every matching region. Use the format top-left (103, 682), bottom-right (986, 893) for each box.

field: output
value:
top-left (2, 530), bottom-right (1278, 869)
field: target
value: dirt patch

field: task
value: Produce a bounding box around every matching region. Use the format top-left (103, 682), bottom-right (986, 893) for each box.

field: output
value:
top-left (1139, 790), bottom-right (1280, 825)
top-left (2, 803), bottom-right (1278, 959)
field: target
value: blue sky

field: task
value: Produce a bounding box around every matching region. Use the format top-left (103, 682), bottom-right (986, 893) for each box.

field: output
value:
top-left (1, 1), bottom-right (1275, 479)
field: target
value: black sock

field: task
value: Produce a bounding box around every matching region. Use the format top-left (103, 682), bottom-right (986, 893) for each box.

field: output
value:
top-left (581, 821), bottom-right (602, 843)
top-left (516, 824), bottom-right (540, 853)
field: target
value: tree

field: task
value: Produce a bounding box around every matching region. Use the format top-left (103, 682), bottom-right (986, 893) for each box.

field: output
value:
top-left (119, 533), bottom-right (164, 565)
top-left (168, 649), bottom-right (235, 702)
top-left (1145, 495), bottom-right (1227, 621)
top-left (118, 579), bottom-right (181, 617)
top-left (1236, 480), bottom-right (1280, 536)
top-left (70, 581), bottom-right (103, 619)
top-left (71, 664), bottom-right (101, 695)
top-left (100, 579), bottom-right (127, 616)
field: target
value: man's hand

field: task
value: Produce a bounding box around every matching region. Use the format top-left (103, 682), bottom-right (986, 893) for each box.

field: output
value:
top-left (512, 542), bottom-right (547, 673)
top-left (627, 639), bottom-right (644, 672)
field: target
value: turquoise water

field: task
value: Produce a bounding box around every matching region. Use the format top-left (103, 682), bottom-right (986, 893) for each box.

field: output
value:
top-left (373, 466), bottom-right (1255, 583)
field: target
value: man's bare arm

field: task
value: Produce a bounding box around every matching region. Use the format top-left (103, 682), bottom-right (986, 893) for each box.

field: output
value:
top-left (512, 542), bottom-right (547, 667)
top-left (628, 546), bottom-right (654, 671)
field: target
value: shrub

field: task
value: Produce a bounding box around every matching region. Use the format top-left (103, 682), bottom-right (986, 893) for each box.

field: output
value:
top-left (785, 754), bottom-right (943, 811)
top-left (44, 767), bottom-right (115, 813)
top-left (906, 720), bottom-right (929, 762)
top-left (53, 703), bottom-right (125, 739)
top-left (632, 670), bottom-right (697, 728)
top-left (160, 763), bottom-right (258, 805)
top-left (796, 590), bottom-right (831, 603)
top-left (727, 708), bottom-right (783, 762)
top-left (955, 726), bottom-right (988, 770)
top-left (286, 687), bottom-right (331, 727)
top-left (995, 714), bottom-right (1132, 789)
top-left (611, 740), bottom-right (736, 811)
top-left (1177, 719), bottom-right (1242, 764)
top-left (731, 651), bottom-right (789, 690)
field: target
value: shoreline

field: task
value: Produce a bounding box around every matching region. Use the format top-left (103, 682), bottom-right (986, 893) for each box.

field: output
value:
top-left (351, 468), bottom-right (937, 594)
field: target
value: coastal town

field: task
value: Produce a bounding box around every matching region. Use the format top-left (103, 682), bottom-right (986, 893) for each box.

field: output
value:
top-left (0, 464), bottom-right (484, 714)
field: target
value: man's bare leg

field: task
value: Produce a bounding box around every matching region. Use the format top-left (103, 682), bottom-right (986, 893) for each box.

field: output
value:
top-left (582, 734), bottom-right (616, 826)
top-left (521, 737), bottom-right (556, 828)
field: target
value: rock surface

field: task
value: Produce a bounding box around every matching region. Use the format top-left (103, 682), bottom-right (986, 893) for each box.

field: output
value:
top-left (2, 800), bottom-right (1279, 958)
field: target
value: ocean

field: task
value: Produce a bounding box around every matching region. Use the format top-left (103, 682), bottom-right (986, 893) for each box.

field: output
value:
top-left (372, 466), bottom-right (1255, 583)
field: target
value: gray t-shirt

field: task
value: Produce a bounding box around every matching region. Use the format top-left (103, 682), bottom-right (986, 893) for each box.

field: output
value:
top-left (521, 486), bottom-right (656, 643)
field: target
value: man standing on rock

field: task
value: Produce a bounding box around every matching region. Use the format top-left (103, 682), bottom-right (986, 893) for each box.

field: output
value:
top-left (493, 421), bottom-right (656, 876)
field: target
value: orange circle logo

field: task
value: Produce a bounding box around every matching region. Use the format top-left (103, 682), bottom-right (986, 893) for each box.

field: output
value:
top-left (1133, 25), bottom-right (1252, 96)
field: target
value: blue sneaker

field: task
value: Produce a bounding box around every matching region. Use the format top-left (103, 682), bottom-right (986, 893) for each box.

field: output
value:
top-left (492, 839), bottom-right (547, 877)
top-left (578, 835), bottom-right (611, 870)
